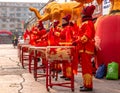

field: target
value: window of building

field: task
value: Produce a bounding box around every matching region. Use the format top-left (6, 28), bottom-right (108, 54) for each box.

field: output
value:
top-left (10, 30), bottom-right (14, 32)
top-left (9, 13), bottom-right (15, 17)
top-left (1, 24), bottom-right (6, 28)
top-left (9, 7), bottom-right (15, 11)
top-left (21, 13), bottom-right (26, 17)
top-left (16, 13), bottom-right (21, 17)
top-left (21, 18), bottom-right (26, 21)
top-left (10, 19), bottom-right (15, 22)
top-left (17, 24), bottom-right (22, 28)
top-left (23, 8), bottom-right (28, 12)
top-left (1, 7), bottom-right (7, 11)
top-left (15, 3), bottom-right (20, 6)
top-left (2, 13), bottom-right (7, 17)
top-left (1, 2), bottom-right (4, 5)
top-left (11, 3), bottom-right (15, 6)
top-left (6, 3), bottom-right (9, 6)
top-left (16, 8), bottom-right (21, 11)
top-left (17, 19), bottom-right (20, 22)
top-left (1, 19), bottom-right (7, 22)
top-left (9, 24), bottom-right (15, 28)
top-left (28, 13), bottom-right (32, 16)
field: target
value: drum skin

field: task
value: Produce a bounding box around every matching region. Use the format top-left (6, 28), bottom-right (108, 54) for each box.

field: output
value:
top-left (95, 15), bottom-right (120, 75)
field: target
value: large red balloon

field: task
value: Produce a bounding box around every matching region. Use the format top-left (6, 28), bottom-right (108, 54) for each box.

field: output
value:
top-left (95, 15), bottom-right (120, 75)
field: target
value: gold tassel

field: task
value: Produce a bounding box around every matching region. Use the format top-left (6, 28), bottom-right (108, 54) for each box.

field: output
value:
top-left (83, 73), bottom-right (92, 86)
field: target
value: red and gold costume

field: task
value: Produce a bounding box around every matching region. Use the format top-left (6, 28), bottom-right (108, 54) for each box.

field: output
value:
top-left (70, 22), bottom-right (79, 75)
top-left (60, 25), bottom-right (73, 79)
top-left (29, 21), bottom-right (47, 46)
top-left (48, 20), bottom-right (62, 71)
top-left (60, 25), bottom-right (73, 46)
top-left (73, 5), bottom-right (95, 91)
top-left (79, 20), bottom-right (95, 89)
top-left (80, 5), bottom-right (95, 91)
top-left (29, 26), bottom-right (37, 45)
top-left (29, 21), bottom-right (47, 66)
top-left (58, 15), bottom-right (75, 80)
top-left (35, 28), bottom-right (47, 47)
top-left (48, 21), bottom-right (61, 46)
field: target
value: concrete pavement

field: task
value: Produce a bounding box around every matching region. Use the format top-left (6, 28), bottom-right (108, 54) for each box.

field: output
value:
top-left (0, 44), bottom-right (120, 93)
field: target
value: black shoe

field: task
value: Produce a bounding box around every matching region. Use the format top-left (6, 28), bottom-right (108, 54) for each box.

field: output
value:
top-left (40, 64), bottom-right (44, 67)
top-left (51, 69), bottom-right (55, 71)
top-left (80, 87), bottom-right (93, 91)
top-left (37, 58), bottom-right (41, 62)
top-left (80, 86), bottom-right (84, 89)
top-left (65, 78), bottom-right (71, 81)
top-left (60, 76), bottom-right (66, 78)
top-left (57, 70), bottom-right (62, 73)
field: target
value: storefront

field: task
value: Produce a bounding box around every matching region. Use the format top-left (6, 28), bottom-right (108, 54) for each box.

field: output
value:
top-left (0, 30), bottom-right (13, 44)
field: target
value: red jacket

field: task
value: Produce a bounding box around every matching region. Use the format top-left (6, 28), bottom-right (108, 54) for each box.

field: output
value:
top-left (79, 20), bottom-right (95, 54)
top-left (48, 26), bottom-right (61, 46)
top-left (34, 28), bottom-right (47, 47)
top-left (60, 25), bottom-right (73, 46)
top-left (29, 26), bottom-right (47, 46)
top-left (29, 27), bottom-right (37, 45)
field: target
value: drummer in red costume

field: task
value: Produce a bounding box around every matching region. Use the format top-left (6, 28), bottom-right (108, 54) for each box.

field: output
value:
top-left (54, 14), bottom-right (75, 80)
top-left (23, 29), bottom-right (30, 41)
top-left (28, 21), bottom-right (47, 46)
top-left (73, 5), bottom-right (96, 91)
top-left (48, 20), bottom-right (61, 72)
top-left (48, 20), bottom-right (61, 46)
top-left (59, 15), bottom-right (73, 46)
top-left (29, 26), bottom-right (37, 46)
top-left (34, 21), bottom-right (47, 46)
top-left (29, 21), bottom-right (47, 66)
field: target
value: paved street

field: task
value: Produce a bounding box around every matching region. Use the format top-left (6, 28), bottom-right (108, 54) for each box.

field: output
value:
top-left (0, 44), bottom-right (120, 93)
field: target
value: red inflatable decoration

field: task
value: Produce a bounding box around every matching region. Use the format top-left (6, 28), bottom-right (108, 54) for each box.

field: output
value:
top-left (95, 15), bottom-right (120, 75)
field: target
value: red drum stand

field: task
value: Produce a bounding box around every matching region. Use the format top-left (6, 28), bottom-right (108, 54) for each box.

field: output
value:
top-left (46, 46), bottom-right (75, 91)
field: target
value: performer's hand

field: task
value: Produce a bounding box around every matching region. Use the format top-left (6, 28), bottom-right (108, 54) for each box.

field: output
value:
top-left (36, 39), bottom-right (41, 42)
top-left (33, 31), bottom-right (37, 34)
top-left (54, 32), bottom-right (60, 37)
top-left (81, 35), bottom-right (88, 43)
top-left (41, 34), bottom-right (47, 39)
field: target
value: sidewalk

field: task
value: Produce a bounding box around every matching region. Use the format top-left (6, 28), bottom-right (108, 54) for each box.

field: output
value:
top-left (0, 44), bottom-right (120, 93)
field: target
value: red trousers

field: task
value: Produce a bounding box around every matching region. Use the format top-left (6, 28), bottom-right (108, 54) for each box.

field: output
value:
top-left (80, 52), bottom-right (93, 88)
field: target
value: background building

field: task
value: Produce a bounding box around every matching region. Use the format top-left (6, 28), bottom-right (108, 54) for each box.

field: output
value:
top-left (0, 2), bottom-right (45, 44)
top-left (0, 2), bottom-right (45, 36)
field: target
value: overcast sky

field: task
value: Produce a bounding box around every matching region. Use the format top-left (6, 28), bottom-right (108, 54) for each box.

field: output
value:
top-left (0, 0), bottom-right (68, 3)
